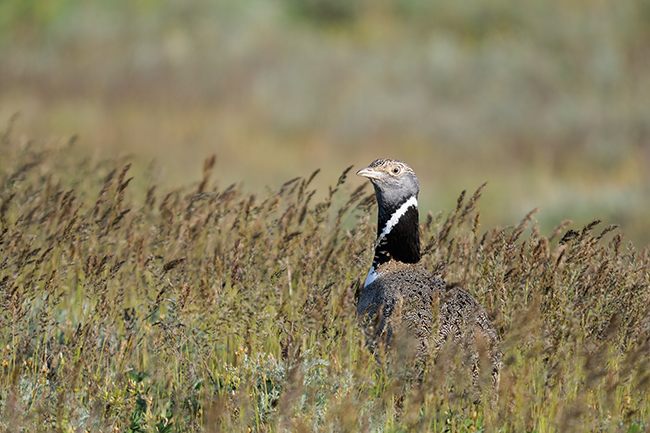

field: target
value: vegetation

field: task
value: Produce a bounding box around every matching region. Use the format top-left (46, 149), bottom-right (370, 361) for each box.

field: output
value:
top-left (1, 0), bottom-right (649, 245)
top-left (1, 125), bottom-right (649, 431)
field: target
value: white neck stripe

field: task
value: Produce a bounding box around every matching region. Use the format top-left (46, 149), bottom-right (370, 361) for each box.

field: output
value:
top-left (364, 265), bottom-right (380, 287)
top-left (378, 196), bottom-right (418, 241)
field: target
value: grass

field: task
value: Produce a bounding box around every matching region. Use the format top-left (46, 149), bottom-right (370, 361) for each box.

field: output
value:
top-left (2, 0), bottom-right (650, 246)
top-left (1, 126), bottom-right (649, 432)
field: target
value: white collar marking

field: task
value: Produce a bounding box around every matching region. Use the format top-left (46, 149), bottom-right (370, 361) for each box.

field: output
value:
top-left (378, 196), bottom-right (418, 241)
top-left (365, 196), bottom-right (418, 288)
top-left (364, 265), bottom-right (380, 288)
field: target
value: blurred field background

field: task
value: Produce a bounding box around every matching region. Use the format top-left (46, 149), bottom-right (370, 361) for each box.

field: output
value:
top-left (1, 0), bottom-right (649, 245)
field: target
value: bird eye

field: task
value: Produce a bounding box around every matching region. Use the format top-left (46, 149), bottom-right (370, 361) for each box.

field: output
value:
top-left (392, 167), bottom-right (400, 174)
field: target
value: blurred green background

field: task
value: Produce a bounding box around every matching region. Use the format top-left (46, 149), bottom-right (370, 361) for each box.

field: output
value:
top-left (1, 0), bottom-right (649, 244)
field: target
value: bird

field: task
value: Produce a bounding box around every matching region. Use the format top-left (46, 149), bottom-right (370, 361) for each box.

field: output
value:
top-left (356, 158), bottom-right (500, 389)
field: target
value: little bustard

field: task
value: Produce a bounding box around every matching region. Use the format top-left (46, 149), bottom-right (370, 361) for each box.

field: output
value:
top-left (357, 158), bottom-right (501, 388)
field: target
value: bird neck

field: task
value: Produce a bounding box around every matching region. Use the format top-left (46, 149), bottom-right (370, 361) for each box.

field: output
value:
top-left (373, 195), bottom-right (421, 267)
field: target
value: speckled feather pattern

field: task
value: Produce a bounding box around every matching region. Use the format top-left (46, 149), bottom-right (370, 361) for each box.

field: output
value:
top-left (358, 261), bottom-right (441, 349)
top-left (358, 260), bottom-right (501, 384)
top-left (356, 158), bottom-right (501, 388)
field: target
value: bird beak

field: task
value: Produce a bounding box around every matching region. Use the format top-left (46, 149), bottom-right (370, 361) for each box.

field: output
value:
top-left (356, 166), bottom-right (382, 180)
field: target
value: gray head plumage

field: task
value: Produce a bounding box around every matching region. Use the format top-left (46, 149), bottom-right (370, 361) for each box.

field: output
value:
top-left (356, 159), bottom-right (420, 211)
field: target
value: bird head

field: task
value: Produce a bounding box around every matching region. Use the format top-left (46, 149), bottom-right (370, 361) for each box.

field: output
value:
top-left (356, 159), bottom-right (420, 208)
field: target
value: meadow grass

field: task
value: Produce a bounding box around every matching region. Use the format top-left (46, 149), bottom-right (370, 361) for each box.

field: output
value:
top-left (3, 0), bottom-right (650, 246)
top-left (1, 129), bottom-right (649, 432)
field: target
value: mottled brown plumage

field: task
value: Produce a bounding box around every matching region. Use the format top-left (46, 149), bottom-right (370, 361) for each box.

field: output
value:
top-left (357, 159), bottom-right (501, 389)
